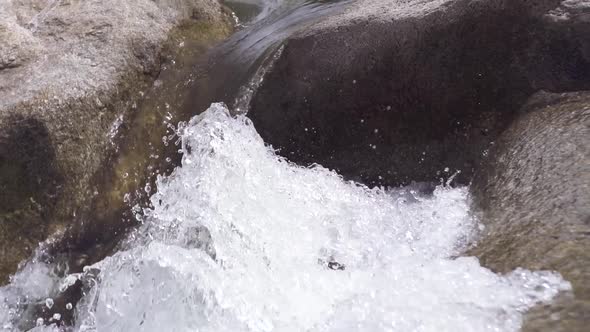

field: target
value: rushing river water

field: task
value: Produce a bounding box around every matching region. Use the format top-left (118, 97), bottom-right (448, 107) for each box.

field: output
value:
top-left (0, 104), bottom-right (572, 331)
top-left (0, 0), bottom-right (573, 331)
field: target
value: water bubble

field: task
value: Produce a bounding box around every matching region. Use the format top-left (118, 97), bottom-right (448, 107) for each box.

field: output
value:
top-left (66, 303), bottom-right (73, 310)
top-left (45, 298), bottom-right (54, 309)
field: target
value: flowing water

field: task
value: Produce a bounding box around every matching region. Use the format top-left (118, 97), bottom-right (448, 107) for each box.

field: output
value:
top-left (0, 0), bottom-right (573, 331)
top-left (185, 0), bottom-right (348, 113)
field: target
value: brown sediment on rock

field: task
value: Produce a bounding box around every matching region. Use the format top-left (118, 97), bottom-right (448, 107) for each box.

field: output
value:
top-left (0, 0), bottom-right (233, 283)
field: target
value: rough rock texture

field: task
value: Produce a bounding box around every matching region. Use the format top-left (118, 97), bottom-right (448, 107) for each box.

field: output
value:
top-left (249, 0), bottom-right (590, 186)
top-left (0, 0), bottom-right (224, 106)
top-left (247, 0), bottom-right (590, 330)
top-left (470, 91), bottom-right (590, 332)
top-left (0, 0), bottom-right (231, 283)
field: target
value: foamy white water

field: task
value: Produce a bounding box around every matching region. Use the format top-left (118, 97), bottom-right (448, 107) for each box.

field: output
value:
top-left (1, 103), bottom-right (571, 332)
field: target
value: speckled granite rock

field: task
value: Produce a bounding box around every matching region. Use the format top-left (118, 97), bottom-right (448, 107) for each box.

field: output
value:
top-left (0, 0), bottom-right (232, 283)
top-left (470, 91), bottom-right (590, 332)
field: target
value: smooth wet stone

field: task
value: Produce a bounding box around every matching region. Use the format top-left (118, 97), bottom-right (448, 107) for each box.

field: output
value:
top-left (249, 0), bottom-right (590, 187)
top-left (0, 0), bottom-right (232, 283)
top-left (470, 91), bottom-right (590, 332)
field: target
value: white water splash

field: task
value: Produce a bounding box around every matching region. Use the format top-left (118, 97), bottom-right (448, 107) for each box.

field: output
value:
top-left (1, 103), bottom-right (571, 331)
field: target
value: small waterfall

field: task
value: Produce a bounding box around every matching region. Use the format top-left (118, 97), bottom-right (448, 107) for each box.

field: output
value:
top-left (0, 1), bottom-right (574, 331)
top-left (0, 104), bottom-right (570, 331)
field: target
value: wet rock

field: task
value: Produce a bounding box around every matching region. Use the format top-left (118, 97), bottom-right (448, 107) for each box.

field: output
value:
top-left (0, 0), bottom-right (232, 283)
top-left (470, 91), bottom-right (590, 332)
top-left (51, 20), bottom-right (234, 273)
top-left (0, 116), bottom-right (62, 282)
top-left (249, 0), bottom-right (590, 187)
top-left (247, 0), bottom-right (590, 330)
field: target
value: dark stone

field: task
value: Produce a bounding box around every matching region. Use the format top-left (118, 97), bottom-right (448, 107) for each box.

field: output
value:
top-left (0, 116), bottom-right (61, 215)
top-left (327, 261), bottom-right (346, 271)
top-left (0, 116), bottom-right (62, 284)
top-left (248, 0), bottom-right (590, 187)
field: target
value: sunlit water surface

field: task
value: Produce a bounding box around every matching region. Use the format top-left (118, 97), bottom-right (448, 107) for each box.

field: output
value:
top-left (1, 103), bottom-right (571, 332)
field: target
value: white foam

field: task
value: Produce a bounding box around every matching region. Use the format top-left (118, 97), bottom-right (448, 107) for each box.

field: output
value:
top-left (73, 103), bottom-right (570, 331)
top-left (0, 103), bottom-right (571, 331)
top-left (0, 257), bottom-right (61, 330)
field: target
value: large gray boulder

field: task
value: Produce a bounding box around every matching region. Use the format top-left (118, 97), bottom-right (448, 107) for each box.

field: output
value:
top-left (0, 0), bottom-right (232, 283)
top-left (248, 0), bottom-right (590, 330)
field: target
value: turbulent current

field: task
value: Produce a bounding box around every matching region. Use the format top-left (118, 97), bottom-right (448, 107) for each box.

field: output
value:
top-left (0, 104), bottom-right (571, 331)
